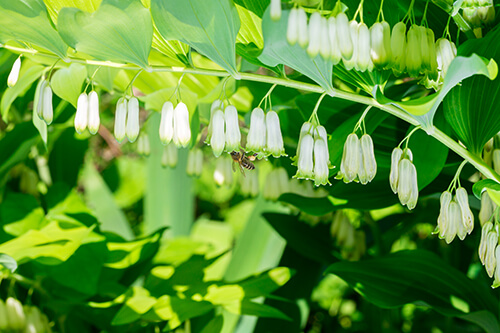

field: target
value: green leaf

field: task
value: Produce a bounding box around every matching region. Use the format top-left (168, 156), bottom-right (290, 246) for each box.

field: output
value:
top-left (0, 253), bottom-right (17, 273)
top-left (0, 192), bottom-right (45, 237)
top-left (472, 179), bottom-right (500, 207)
top-left (82, 160), bottom-right (134, 240)
top-left (233, 0), bottom-right (269, 17)
top-left (1, 61), bottom-right (45, 121)
top-left (278, 193), bottom-right (336, 216)
top-left (376, 54), bottom-right (496, 132)
top-left (443, 27), bottom-right (500, 154)
top-left (326, 250), bottom-right (498, 316)
top-left (112, 287), bottom-right (157, 325)
top-left (151, 0), bottom-right (240, 77)
top-left (236, 301), bottom-right (291, 321)
top-left (459, 311), bottom-right (500, 333)
top-left (259, 8), bottom-right (334, 94)
top-left (57, 0), bottom-right (152, 69)
top-left (0, 0), bottom-right (67, 58)
top-left (51, 63), bottom-right (87, 107)
top-left (105, 232), bottom-right (161, 269)
top-left (200, 315), bottom-right (224, 333)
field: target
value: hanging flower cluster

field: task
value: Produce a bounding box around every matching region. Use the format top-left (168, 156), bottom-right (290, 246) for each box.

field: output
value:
top-left (338, 133), bottom-right (377, 185)
top-left (283, 5), bottom-right (457, 89)
top-left (293, 122), bottom-right (331, 186)
top-left (479, 221), bottom-right (500, 287)
top-left (0, 297), bottom-right (51, 332)
top-left (246, 107), bottom-right (286, 158)
top-left (263, 167), bottom-right (290, 201)
top-left (206, 100), bottom-right (241, 157)
top-left (436, 187), bottom-right (474, 243)
top-left (462, 0), bottom-right (495, 28)
top-left (159, 101), bottom-right (192, 148)
top-left (75, 91), bottom-right (100, 135)
top-left (390, 147), bottom-right (418, 210)
top-left (186, 148), bottom-right (203, 177)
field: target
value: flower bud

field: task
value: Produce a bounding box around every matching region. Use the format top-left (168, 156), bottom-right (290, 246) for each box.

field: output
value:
top-left (75, 93), bottom-right (88, 134)
top-left (445, 201), bottom-right (460, 244)
top-left (328, 17), bottom-right (342, 64)
top-left (161, 143), bottom-right (178, 168)
top-left (397, 158), bottom-right (413, 205)
top-left (126, 97), bottom-right (140, 143)
top-left (307, 12), bottom-right (322, 58)
top-left (270, 0), bottom-right (281, 21)
top-left (6, 297), bottom-right (25, 331)
top-left (406, 25), bottom-right (422, 78)
top-left (438, 191), bottom-right (452, 238)
top-left (159, 101), bottom-right (174, 145)
top-left (319, 16), bottom-right (331, 60)
top-left (479, 221), bottom-right (493, 265)
top-left (456, 187), bottom-right (474, 234)
top-left (88, 91), bottom-right (100, 135)
top-left (341, 133), bottom-right (360, 183)
top-left (224, 105), bottom-right (241, 152)
top-left (480, 191), bottom-right (496, 226)
top-left (297, 7), bottom-right (309, 48)
top-left (287, 8), bottom-right (299, 45)
top-left (360, 134), bottom-right (376, 183)
top-left (173, 102), bottom-right (191, 148)
top-left (343, 20), bottom-right (359, 70)
top-left (7, 56), bottom-right (21, 88)
top-left (42, 84), bottom-right (53, 125)
top-left (485, 230), bottom-right (499, 277)
top-left (356, 22), bottom-right (370, 72)
top-left (336, 13), bottom-right (353, 61)
top-left (137, 134), bottom-right (150, 157)
top-left (294, 134), bottom-right (314, 179)
top-left (314, 138), bottom-right (330, 186)
top-left (114, 97), bottom-right (127, 143)
top-left (247, 107), bottom-right (267, 153)
top-left (391, 22), bottom-right (407, 75)
top-left (35, 79), bottom-right (48, 119)
top-left (493, 245), bottom-right (500, 288)
top-left (389, 147), bottom-right (403, 193)
top-left (266, 111), bottom-right (286, 157)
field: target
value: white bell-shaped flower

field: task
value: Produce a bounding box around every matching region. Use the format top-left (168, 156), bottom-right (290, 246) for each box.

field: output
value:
top-left (437, 191), bottom-right (452, 239)
top-left (307, 12), bottom-right (322, 58)
top-left (287, 8), bottom-right (299, 46)
top-left (479, 191), bottom-right (496, 226)
top-left (328, 17), bottom-right (342, 65)
top-left (126, 97), bottom-right (140, 143)
top-left (224, 105), bottom-right (241, 152)
top-left (137, 134), bottom-right (150, 157)
top-left (159, 101), bottom-right (174, 145)
top-left (391, 22), bottom-right (407, 75)
top-left (246, 107), bottom-right (267, 153)
top-left (114, 98), bottom-right (127, 142)
top-left (7, 56), bottom-right (21, 88)
top-left (340, 133), bottom-right (360, 183)
top-left (265, 111), bottom-right (286, 157)
top-left (444, 201), bottom-right (460, 244)
top-left (397, 158), bottom-right (418, 207)
top-left (319, 16), bottom-right (331, 60)
top-left (293, 122), bottom-right (313, 166)
top-left (314, 125), bottom-right (330, 166)
top-left (210, 109), bottom-right (226, 157)
top-left (336, 13), bottom-right (353, 61)
top-left (214, 156), bottom-right (233, 187)
top-left (207, 99), bottom-right (224, 142)
top-left (187, 148), bottom-right (203, 177)
top-left (407, 162), bottom-right (419, 210)
top-left (270, 0), bottom-right (281, 21)
top-left (75, 93), bottom-right (88, 134)
top-left (455, 187), bottom-right (474, 234)
top-left (42, 84), bottom-right (53, 125)
top-left (297, 7), bottom-right (309, 48)
top-left (356, 22), bottom-right (371, 72)
top-left (173, 102), bottom-right (191, 148)
top-left (360, 134), bottom-right (376, 183)
top-left (88, 91), bottom-right (100, 135)
top-left (294, 133), bottom-right (314, 179)
top-left (389, 147), bottom-right (403, 193)
top-left (161, 143), bottom-right (178, 168)
top-left (313, 138), bottom-right (330, 186)
top-left (485, 231), bottom-right (499, 277)
top-left (370, 22), bottom-right (390, 68)
top-left (479, 222), bottom-right (494, 265)
top-left (436, 38), bottom-right (457, 79)
top-left (35, 80), bottom-right (48, 119)
top-left (343, 20), bottom-right (359, 70)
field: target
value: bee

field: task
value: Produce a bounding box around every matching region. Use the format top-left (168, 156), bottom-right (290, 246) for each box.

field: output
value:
top-left (230, 150), bottom-right (257, 176)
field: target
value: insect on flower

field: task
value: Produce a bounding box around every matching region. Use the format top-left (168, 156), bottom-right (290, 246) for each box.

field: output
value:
top-left (230, 150), bottom-right (257, 176)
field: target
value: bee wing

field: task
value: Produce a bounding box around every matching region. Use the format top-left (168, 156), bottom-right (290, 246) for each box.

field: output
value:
top-left (232, 161), bottom-right (236, 173)
top-left (240, 164), bottom-right (246, 177)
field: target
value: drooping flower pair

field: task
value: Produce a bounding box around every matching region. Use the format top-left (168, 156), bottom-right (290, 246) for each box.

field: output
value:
top-left (114, 97), bottom-right (141, 143)
top-left (338, 133), bottom-right (377, 185)
top-left (75, 91), bottom-right (100, 135)
top-left (161, 143), bottom-right (178, 168)
top-left (293, 122), bottom-right (331, 186)
top-left (331, 210), bottom-right (366, 261)
top-left (207, 100), bottom-right (241, 157)
top-left (436, 187), bottom-right (474, 243)
top-left (246, 107), bottom-right (286, 158)
top-left (159, 101), bottom-right (192, 148)
top-left (186, 148), bottom-right (203, 177)
top-left (390, 147), bottom-right (418, 209)
top-left (478, 221), bottom-right (500, 287)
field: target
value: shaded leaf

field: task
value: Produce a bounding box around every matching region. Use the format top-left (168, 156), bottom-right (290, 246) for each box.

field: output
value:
top-left (0, 253), bottom-right (17, 273)
top-left (51, 63), bottom-right (87, 108)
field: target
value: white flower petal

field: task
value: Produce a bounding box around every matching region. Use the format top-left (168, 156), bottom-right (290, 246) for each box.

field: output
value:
top-left (75, 93), bottom-right (88, 134)
top-left (173, 102), bottom-right (191, 148)
top-left (210, 110), bottom-right (226, 157)
top-left (224, 105), bottom-right (241, 152)
top-left (88, 91), bottom-right (100, 135)
top-left (126, 97), bottom-right (140, 143)
top-left (265, 111), bottom-right (286, 157)
top-left (114, 98), bottom-right (127, 143)
top-left (159, 101), bottom-right (174, 145)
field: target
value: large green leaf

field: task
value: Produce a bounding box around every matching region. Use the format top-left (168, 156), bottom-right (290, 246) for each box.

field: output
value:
top-left (443, 27), bottom-right (500, 154)
top-left (0, 253), bottom-right (17, 273)
top-left (151, 0), bottom-right (240, 77)
top-left (51, 63), bottom-right (87, 108)
top-left (259, 8), bottom-right (334, 94)
top-left (326, 250), bottom-right (499, 317)
top-left (57, 0), bottom-right (152, 69)
top-left (0, 0), bottom-right (67, 58)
